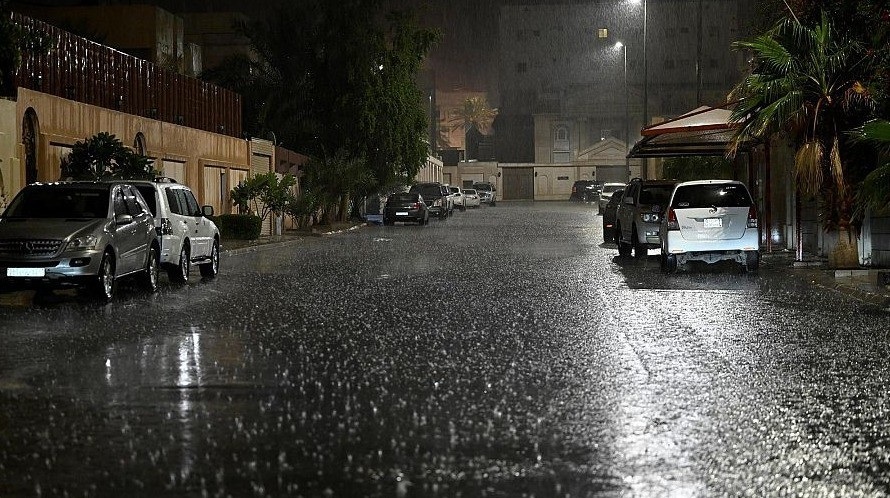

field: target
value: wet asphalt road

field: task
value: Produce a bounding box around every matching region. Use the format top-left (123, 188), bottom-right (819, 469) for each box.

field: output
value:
top-left (2, 201), bottom-right (890, 497)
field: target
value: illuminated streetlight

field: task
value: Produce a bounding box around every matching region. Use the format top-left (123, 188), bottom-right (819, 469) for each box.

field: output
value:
top-left (628, 0), bottom-right (647, 178)
top-left (614, 42), bottom-right (630, 181)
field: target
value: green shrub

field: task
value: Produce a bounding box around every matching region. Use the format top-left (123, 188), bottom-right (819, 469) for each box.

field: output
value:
top-left (210, 214), bottom-right (262, 240)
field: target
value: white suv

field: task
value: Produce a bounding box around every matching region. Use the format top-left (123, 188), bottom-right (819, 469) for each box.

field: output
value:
top-left (660, 180), bottom-right (760, 273)
top-left (130, 178), bottom-right (220, 282)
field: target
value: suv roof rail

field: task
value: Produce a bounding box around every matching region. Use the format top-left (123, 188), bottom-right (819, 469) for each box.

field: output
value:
top-left (153, 176), bottom-right (179, 184)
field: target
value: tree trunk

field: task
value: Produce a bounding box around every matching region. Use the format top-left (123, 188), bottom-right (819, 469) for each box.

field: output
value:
top-left (828, 226), bottom-right (859, 269)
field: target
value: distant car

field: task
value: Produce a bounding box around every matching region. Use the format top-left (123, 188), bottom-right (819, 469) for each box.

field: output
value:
top-left (449, 186), bottom-right (467, 211)
top-left (440, 184), bottom-right (455, 215)
top-left (383, 192), bottom-right (429, 225)
top-left (128, 177), bottom-right (219, 282)
top-left (473, 182), bottom-right (496, 206)
top-left (602, 188), bottom-right (624, 243)
top-left (660, 179), bottom-right (760, 273)
top-left (597, 182), bottom-right (625, 214)
top-left (463, 188), bottom-right (481, 208)
top-left (615, 178), bottom-right (678, 258)
top-left (0, 181), bottom-right (160, 301)
top-left (570, 180), bottom-right (600, 202)
top-left (408, 182), bottom-right (448, 219)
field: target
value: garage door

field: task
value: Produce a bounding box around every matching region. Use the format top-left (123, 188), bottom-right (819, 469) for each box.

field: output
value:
top-left (502, 168), bottom-right (534, 200)
top-left (596, 165), bottom-right (627, 183)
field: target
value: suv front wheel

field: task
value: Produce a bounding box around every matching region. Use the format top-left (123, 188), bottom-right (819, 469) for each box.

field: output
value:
top-left (199, 240), bottom-right (220, 278)
top-left (169, 244), bottom-right (191, 283)
top-left (632, 227), bottom-right (647, 259)
top-left (616, 224), bottom-right (632, 257)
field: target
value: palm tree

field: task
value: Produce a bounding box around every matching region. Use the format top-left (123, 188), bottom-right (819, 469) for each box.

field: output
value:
top-left (851, 120), bottom-right (890, 214)
top-left (729, 11), bottom-right (875, 268)
top-left (447, 97), bottom-right (498, 135)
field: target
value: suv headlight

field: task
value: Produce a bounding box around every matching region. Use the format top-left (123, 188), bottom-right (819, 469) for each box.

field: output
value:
top-left (65, 234), bottom-right (99, 252)
top-left (641, 213), bottom-right (660, 223)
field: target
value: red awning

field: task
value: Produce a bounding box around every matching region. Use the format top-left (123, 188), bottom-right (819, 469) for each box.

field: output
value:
top-left (628, 104), bottom-right (758, 158)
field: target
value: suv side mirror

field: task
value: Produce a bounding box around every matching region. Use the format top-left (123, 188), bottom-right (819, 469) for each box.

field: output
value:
top-left (115, 214), bottom-right (134, 226)
top-left (202, 205), bottom-right (214, 217)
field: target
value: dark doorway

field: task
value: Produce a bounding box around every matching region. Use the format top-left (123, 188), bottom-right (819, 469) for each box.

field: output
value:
top-left (23, 108), bottom-right (39, 184)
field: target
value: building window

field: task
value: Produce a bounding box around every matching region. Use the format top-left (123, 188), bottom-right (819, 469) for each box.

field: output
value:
top-left (517, 62), bottom-right (527, 73)
top-left (555, 126), bottom-right (569, 141)
top-left (552, 151), bottom-right (571, 163)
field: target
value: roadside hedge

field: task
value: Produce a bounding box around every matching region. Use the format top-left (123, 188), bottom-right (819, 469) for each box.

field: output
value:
top-left (210, 214), bottom-right (262, 240)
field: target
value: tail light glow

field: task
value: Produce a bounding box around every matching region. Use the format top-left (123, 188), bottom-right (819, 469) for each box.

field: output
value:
top-left (666, 209), bottom-right (679, 231)
top-left (747, 205), bottom-right (758, 228)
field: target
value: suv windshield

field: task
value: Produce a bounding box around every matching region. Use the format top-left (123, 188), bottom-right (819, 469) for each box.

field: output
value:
top-left (673, 184), bottom-right (752, 208)
top-left (4, 186), bottom-right (109, 218)
top-left (639, 186), bottom-right (674, 205)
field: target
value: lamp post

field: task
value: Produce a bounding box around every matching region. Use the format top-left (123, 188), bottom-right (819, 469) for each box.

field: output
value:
top-left (615, 42), bottom-right (630, 181)
top-left (629, 0), bottom-right (647, 178)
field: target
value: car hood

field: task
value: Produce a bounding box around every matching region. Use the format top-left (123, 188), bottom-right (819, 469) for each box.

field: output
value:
top-left (0, 217), bottom-right (109, 240)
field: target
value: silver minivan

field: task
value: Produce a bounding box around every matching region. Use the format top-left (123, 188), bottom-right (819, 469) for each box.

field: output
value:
top-left (660, 180), bottom-right (760, 273)
top-left (0, 182), bottom-right (160, 300)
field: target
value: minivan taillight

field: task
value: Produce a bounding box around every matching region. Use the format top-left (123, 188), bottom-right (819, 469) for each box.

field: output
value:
top-left (158, 218), bottom-right (174, 235)
top-left (666, 208), bottom-right (679, 231)
top-left (747, 205), bottom-right (758, 229)
top-left (411, 202), bottom-right (421, 210)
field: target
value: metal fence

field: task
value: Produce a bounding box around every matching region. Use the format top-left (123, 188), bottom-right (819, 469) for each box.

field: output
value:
top-left (13, 13), bottom-right (242, 138)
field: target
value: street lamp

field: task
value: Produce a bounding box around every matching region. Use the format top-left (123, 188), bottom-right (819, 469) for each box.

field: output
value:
top-left (628, 0), bottom-right (647, 178)
top-left (615, 42), bottom-right (630, 181)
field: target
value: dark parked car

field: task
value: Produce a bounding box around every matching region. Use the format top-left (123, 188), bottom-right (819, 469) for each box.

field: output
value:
top-left (0, 181), bottom-right (160, 301)
top-left (616, 178), bottom-right (679, 258)
top-left (408, 182), bottom-right (448, 219)
top-left (602, 188), bottom-right (624, 243)
top-left (473, 182), bottom-right (496, 206)
top-left (383, 192), bottom-right (429, 225)
top-left (570, 180), bottom-right (600, 202)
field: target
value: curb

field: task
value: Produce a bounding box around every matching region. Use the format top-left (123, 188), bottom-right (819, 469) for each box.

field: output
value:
top-left (221, 223), bottom-right (367, 257)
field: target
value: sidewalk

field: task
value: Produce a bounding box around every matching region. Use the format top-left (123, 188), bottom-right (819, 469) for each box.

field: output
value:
top-left (221, 223), bottom-right (367, 256)
top-left (762, 251), bottom-right (890, 308)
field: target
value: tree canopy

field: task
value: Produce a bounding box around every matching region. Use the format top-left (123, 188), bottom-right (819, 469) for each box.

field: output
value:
top-left (60, 132), bottom-right (155, 181)
top-left (201, 0), bottom-right (439, 191)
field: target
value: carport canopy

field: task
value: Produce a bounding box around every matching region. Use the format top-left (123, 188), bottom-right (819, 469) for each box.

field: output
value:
top-left (628, 104), bottom-right (757, 158)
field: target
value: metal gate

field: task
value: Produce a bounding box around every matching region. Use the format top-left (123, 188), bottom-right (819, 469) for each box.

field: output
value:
top-left (502, 167), bottom-right (534, 200)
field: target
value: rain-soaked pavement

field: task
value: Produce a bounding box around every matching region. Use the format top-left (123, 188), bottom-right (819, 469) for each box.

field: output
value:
top-left (2, 201), bottom-right (890, 497)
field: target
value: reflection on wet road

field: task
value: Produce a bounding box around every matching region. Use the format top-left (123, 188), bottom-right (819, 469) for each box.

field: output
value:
top-left (1, 201), bottom-right (889, 497)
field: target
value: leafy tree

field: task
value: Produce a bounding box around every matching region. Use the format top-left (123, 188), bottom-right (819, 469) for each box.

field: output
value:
top-left (61, 132), bottom-right (155, 181)
top-left (302, 148), bottom-right (376, 223)
top-left (729, 12), bottom-right (876, 267)
top-left (0, 0), bottom-right (50, 97)
top-left (662, 156), bottom-right (735, 182)
top-left (202, 1), bottom-right (438, 197)
top-left (230, 172), bottom-right (297, 224)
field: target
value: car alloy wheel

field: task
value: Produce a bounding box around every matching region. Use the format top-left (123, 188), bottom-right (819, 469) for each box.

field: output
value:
top-left (169, 245), bottom-right (190, 283)
top-left (94, 252), bottom-right (116, 302)
top-left (199, 241), bottom-right (220, 278)
top-left (141, 245), bottom-right (159, 292)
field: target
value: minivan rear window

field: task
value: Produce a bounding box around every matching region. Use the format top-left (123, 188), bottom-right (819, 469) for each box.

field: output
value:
top-left (673, 184), bottom-right (752, 208)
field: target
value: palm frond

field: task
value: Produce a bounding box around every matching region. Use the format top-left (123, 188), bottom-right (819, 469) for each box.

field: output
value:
top-left (857, 163), bottom-right (890, 214)
top-left (794, 140), bottom-right (824, 195)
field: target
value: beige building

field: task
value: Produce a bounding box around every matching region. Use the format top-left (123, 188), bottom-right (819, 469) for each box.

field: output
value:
top-left (3, 88), bottom-right (250, 215)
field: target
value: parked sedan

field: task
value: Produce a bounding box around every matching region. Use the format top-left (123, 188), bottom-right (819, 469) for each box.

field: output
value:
top-left (462, 188), bottom-right (481, 208)
top-left (383, 192), bottom-right (429, 225)
top-left (0, 181), bottom-right (160, 301)
top-left (597, 182), bottom-right (625, 214)
top-left (602, 188), bottom-right (624, 243)
top-left (449, 186), bottom-right (466, 211)
top-left (660, 180), bottom-right (760, 273)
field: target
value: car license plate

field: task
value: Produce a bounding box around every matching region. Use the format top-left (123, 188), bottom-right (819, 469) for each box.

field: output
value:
top-left (7, 267), bottom-right (46, 277)
top-left (703, 218), bottom-right (722, 228)
top-left (396, 211), bottom-right (409, 216)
